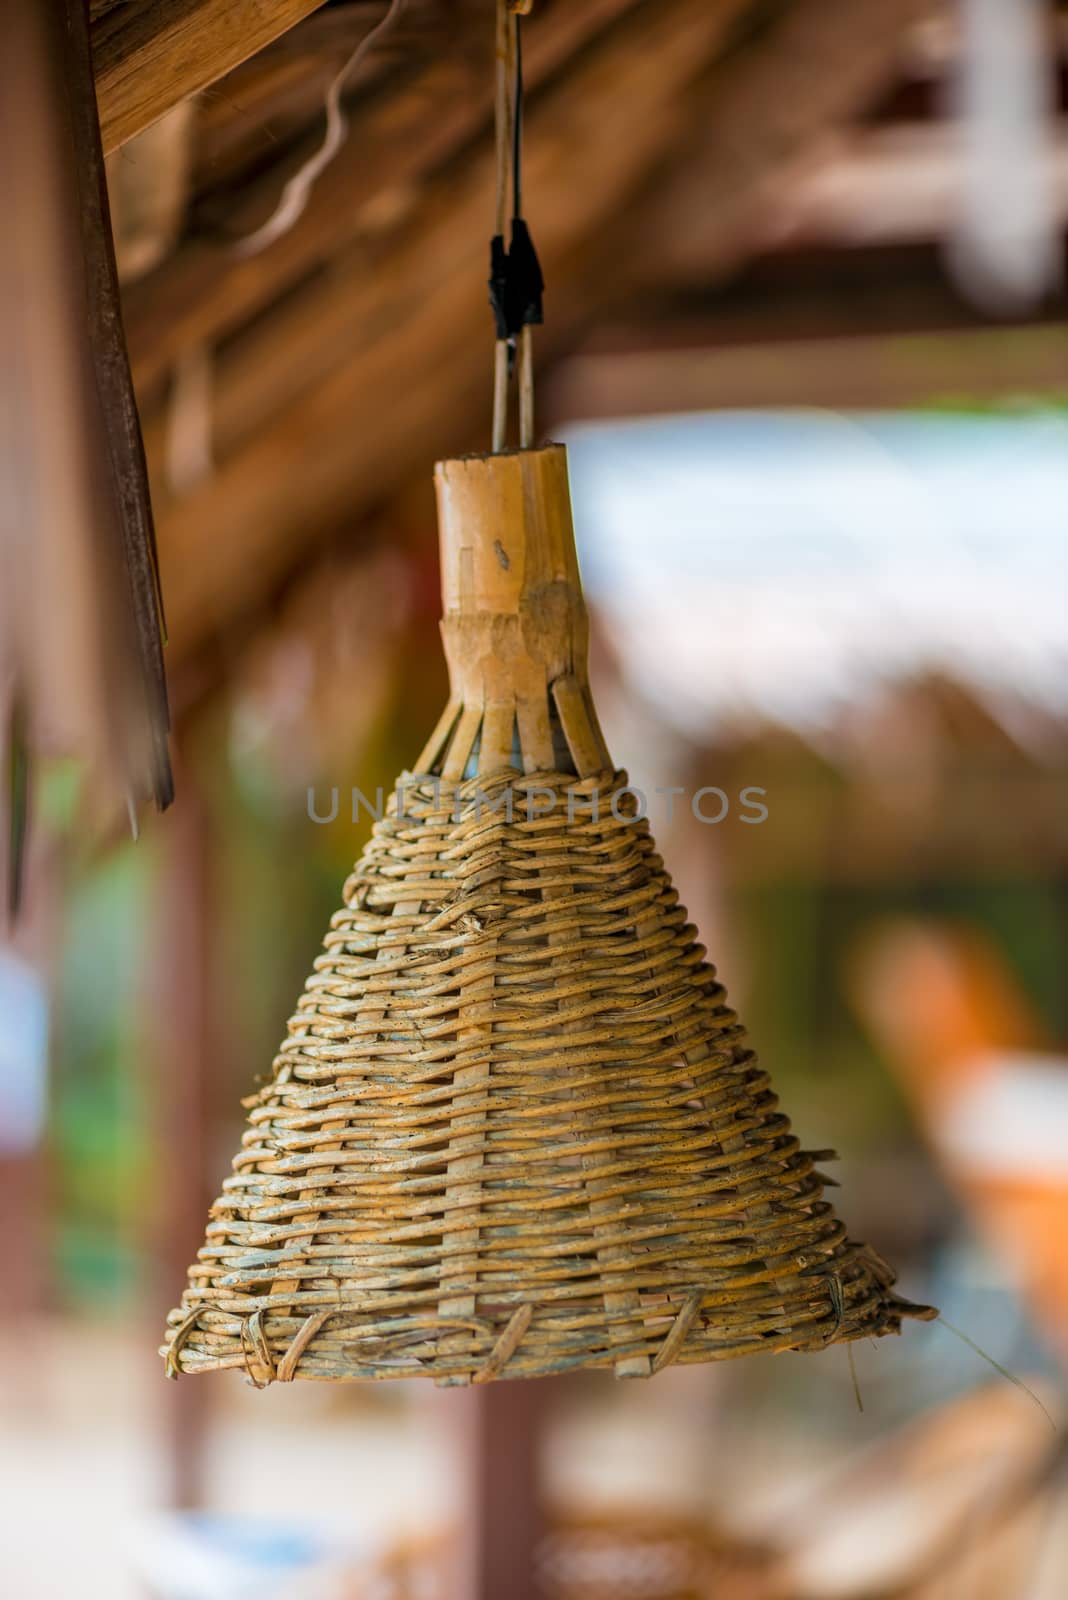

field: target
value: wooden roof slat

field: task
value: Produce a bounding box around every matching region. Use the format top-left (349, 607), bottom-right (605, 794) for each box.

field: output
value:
top-left (93, 0), bottom-right (332, 153)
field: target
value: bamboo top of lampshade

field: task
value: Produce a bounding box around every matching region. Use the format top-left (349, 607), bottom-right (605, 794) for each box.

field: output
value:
top-left (420, 444), bottom-right (611, 780)
top-left (436, 444), bottom-right (582, 613)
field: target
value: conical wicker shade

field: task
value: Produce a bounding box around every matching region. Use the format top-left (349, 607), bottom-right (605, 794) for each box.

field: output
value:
top-left (163, 445), bottom-right (933, 1387)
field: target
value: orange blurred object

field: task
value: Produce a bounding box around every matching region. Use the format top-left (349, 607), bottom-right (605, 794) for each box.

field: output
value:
top-left (851, 920), bottom-right (1068, 1362)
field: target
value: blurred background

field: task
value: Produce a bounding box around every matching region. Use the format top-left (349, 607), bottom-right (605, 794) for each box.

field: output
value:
top-left (2, 1), bottom-right (1067, 1597)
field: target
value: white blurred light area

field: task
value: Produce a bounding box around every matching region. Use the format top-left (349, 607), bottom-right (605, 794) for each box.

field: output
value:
top-left (563, 410), bottom-right (1068, 740)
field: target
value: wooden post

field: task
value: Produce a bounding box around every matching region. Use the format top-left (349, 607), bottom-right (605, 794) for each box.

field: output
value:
top-left (150, 760), bottom-right (215, 1509)
top-left (445, 1380), bottom-right (547, 1600)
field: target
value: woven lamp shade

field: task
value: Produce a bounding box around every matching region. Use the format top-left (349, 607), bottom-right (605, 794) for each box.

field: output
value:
top-left (163, 444), bottom-right (933, 1387)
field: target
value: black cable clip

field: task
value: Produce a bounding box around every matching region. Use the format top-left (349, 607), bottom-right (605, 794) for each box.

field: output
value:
top-left (487, 217), bottom-right (544, 366)
top-left (488, 233), bottom-right (511, 341)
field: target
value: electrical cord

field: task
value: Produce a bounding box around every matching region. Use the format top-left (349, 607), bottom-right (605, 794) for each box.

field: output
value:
top-left (489, 3), bottom-right (542, 450)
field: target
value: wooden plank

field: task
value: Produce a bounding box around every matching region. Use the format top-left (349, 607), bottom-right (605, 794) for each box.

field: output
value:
top-left (93, 0), bottom-right (330, 153)
top-left (0, 1), bottom-right (172, 815)
top-left (61, 0), bottom-right (174, 809)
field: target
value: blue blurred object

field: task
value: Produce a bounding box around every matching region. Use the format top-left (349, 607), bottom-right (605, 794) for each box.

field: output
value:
top-left (128, 1510), bottom-right (364, 1600)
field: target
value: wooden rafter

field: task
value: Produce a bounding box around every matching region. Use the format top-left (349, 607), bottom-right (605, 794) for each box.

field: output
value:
top-left (93, 0), bottom-right (331, 153)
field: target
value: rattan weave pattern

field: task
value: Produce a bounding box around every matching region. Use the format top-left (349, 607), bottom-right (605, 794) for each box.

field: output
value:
top-left (163, 767), bottom-right (927, 1385)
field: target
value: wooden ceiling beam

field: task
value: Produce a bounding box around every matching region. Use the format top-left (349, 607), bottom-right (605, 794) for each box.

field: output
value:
top-left (582, 237), bottom-right (1068, 345)
top-left (150, 0), bottom-right (751, 671)
top-left (93, 0), bottom-right (331, 153)
top-left (545, 322), bottom-right (1068, 420)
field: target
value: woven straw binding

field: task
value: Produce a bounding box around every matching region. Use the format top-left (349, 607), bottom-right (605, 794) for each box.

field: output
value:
top-left (163, 767), bottom-right (932, 1385)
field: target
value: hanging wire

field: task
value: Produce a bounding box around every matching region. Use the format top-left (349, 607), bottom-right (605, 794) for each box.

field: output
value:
top-left (491, 0), bottom-right (515, 452)
top-left (514, 17), bottom-right (534, 446)
top-left (235, 0), bottom-right (405, 257)
top-left (512, 16), bottom-right (523, 219)
top-left (490, 1), bottom-right (541, 452)
top-left (494, 3), bottom-right (513, 239)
